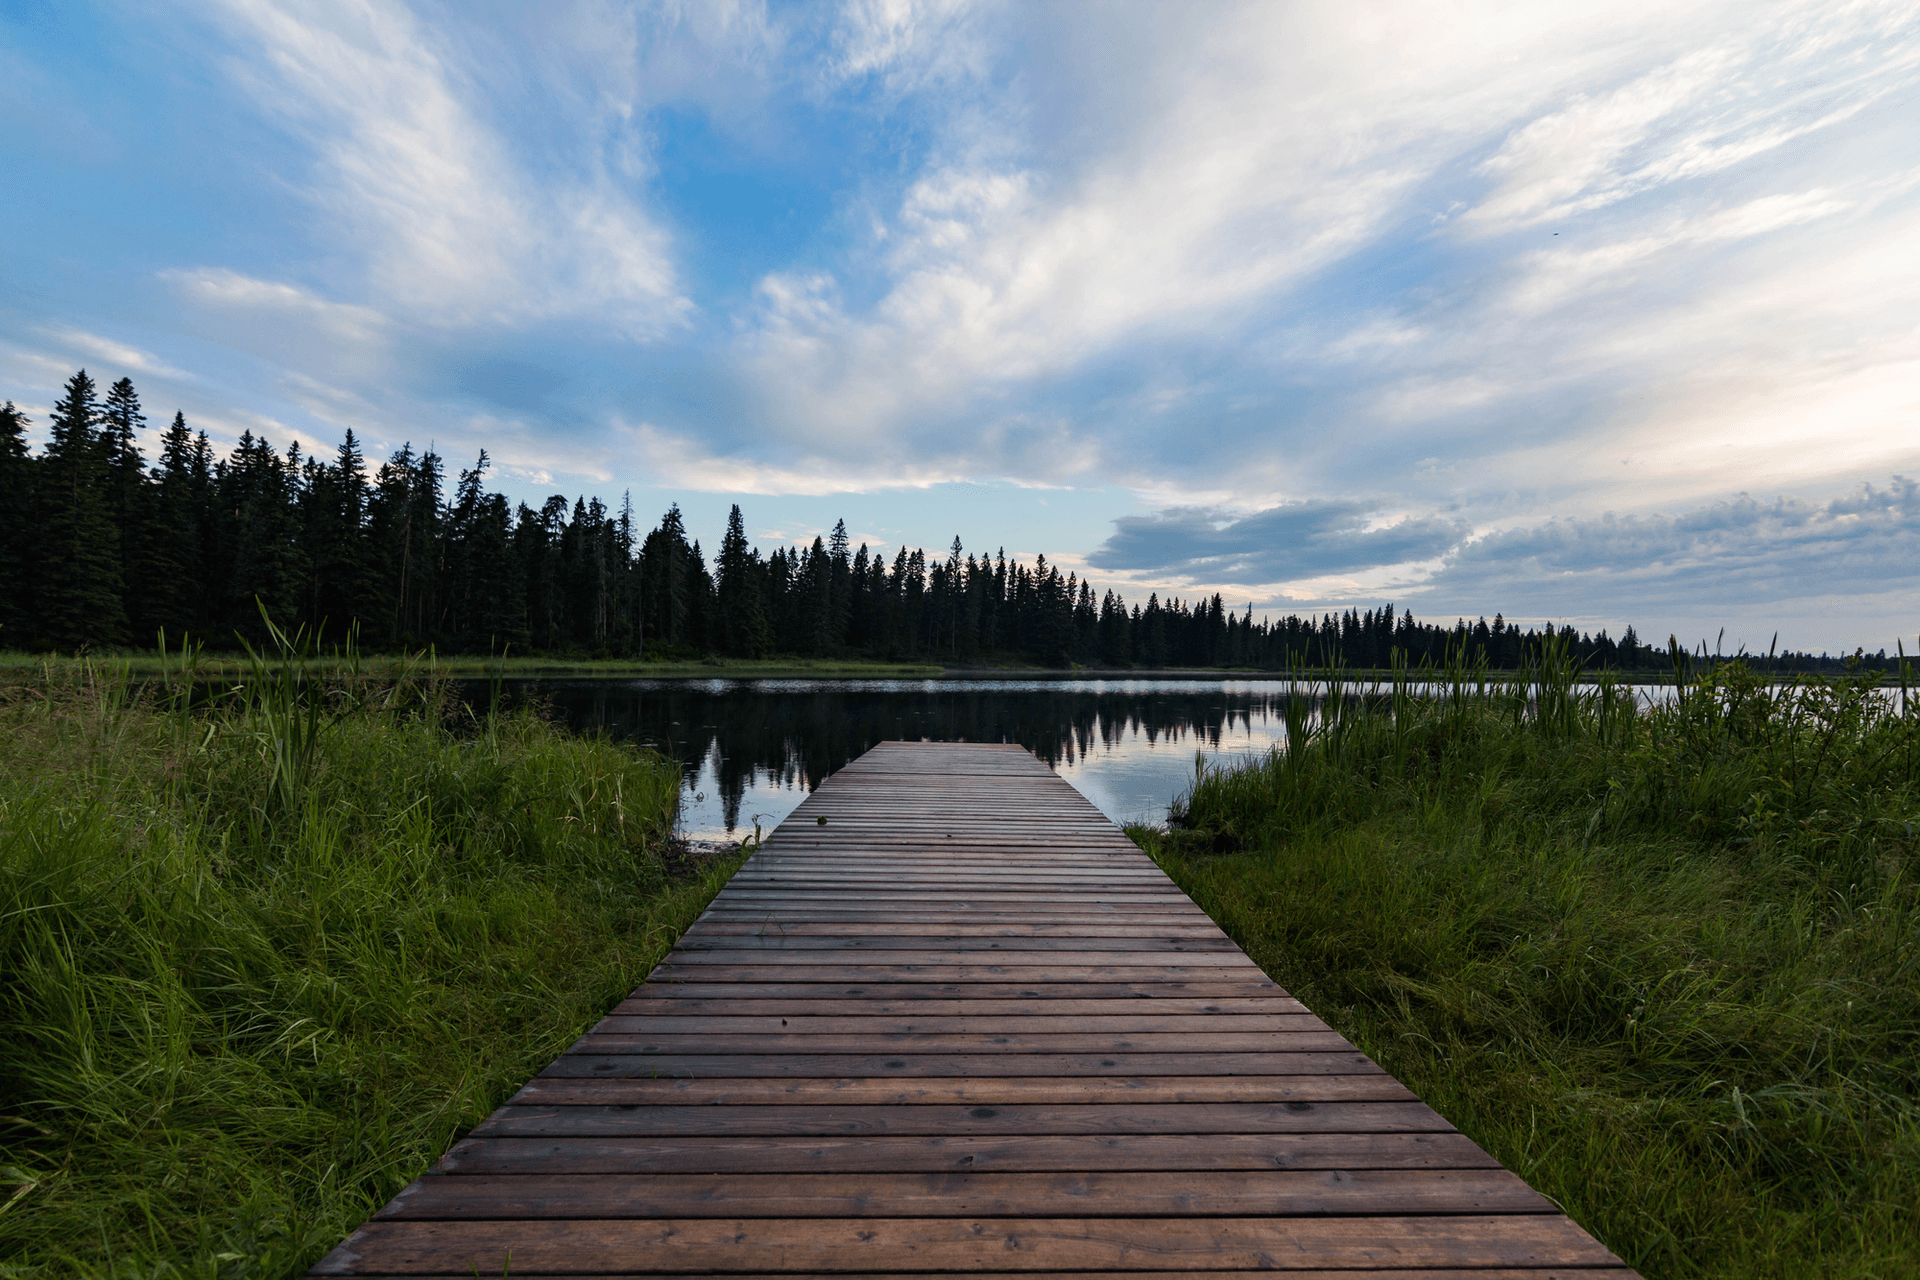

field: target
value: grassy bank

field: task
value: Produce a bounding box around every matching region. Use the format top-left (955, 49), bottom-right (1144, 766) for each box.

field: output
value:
top-left (1131, 649), bottom-right (1919, 1277)
top-left (0, 641), bottom-right (742, 1278)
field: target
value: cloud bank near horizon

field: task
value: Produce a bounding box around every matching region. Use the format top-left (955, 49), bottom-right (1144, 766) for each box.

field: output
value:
top-left (1085, 478), bottom-right (1920, 638)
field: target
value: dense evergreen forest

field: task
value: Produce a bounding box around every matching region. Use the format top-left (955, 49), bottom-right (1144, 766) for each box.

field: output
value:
top-left (0, 370), bottom-right (1889, 671)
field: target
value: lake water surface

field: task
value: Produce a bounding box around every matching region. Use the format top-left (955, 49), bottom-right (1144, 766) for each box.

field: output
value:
top-left (522, 678), bottom-right (1308, 840)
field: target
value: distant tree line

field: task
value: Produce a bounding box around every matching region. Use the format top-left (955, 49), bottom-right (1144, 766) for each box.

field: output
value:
top-left (0, 370), bottom-right (1897, 672)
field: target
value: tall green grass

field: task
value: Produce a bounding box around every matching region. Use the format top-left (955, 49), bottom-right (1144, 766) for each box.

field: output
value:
top-left (1133, 644), bottom-right (1920, 1277)
top-left (0, 630), bottom-right (734, 1278)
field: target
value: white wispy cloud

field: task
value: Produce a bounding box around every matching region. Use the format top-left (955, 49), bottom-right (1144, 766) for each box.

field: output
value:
top-left (1463, 9), bottom-right (1918, 232)
top-left (165, 269), bottom-right (390, 346)
top-left (1502, 189), bottom-right (1855, 313)
top-left (209, 0), bottom-right (688, 331)
top-left (829, 0), bottom-right (984, 90)
top-left (619, 418), bottom-right (974, 496)
top-left (42, 329), bottom-right (191, 382)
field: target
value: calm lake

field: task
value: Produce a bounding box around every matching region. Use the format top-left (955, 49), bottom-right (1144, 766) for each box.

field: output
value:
top-left (518, 678), bottom-right (1305, 841)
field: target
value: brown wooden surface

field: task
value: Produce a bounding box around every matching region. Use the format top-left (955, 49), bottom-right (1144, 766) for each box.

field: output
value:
top-left (311, 741), bottom-right (1637, 1278)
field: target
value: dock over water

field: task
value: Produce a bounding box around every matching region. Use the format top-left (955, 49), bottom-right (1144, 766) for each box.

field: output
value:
top-left (313, 740), bottom-right (1636, 1278)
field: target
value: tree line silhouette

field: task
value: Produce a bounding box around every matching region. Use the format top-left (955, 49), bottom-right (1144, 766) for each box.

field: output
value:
top-left (0, 369), bottom-right (1882, 671)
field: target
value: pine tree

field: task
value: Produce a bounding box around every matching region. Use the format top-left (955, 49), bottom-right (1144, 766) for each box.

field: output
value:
top-left (526, 494), bottom-right (570, 649)
top-left (0, 401), bottom-right (35, 644)
top-left (306, 429), bottom-right (374, 638)
top-left (641, 504), bottom-right (695, 652)
top-left (101, 379), bottom-right (174, 644)
top-left (686, 538), bottom-right (715, 652)
top-left (615, 491), bottom-right (640, 656)
top-left (37, 371), bottom-right (128, 649)
top-left (444, 451), bottom-right (490, 643)
top-left (716, 504), bottom-right (769, 657)
top-left (827, 519), bottom-right (852, 651)
top-left (475, 491), bottom-right (526, 649)
top-left (217, 432), bottom-right (306, 640)
top-left (98, 380), bottom-right (148, 590)
top-left (141, 411), bottom-right (201, 640)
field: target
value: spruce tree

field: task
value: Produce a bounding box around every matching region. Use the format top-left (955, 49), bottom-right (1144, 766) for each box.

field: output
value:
top-left (685, 538), bottom-right (715, 652)
top-left (827, 519), bottom-right (852, 650)
top-left (296, 429), bottom-right (372, 639)
top-left (641, 504), bottom-right (694, 651)
top-left (444, 452), bottom-right (490, 643)
top-left (140, 411), bottom-right (200, 641)
top-left (615, 491), bottom-right (639, 656)
top-left (211, 432), bottom-right (302, 640)
top-left (716, 504), bottom-right (769, 657)
top-left (37, 371), bottom-right (128, 649)
top-left (0, 401), bottom-right (35, 644)
top-left (474, 492), bottom-right (526, 650)
top-left (101, 378), bottom-right (169, 643)
top-left (99, 379), bottom-right (148, 556)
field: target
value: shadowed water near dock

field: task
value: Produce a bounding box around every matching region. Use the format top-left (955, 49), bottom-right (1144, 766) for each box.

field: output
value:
top-left (310, 741), bottom-right (1638, 1277)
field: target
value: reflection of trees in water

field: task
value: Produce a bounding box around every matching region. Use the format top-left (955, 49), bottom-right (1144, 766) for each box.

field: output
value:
top-left (513, 682), bottom-right (1292, 833)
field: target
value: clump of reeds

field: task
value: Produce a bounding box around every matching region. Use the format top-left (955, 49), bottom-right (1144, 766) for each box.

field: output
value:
top-left (1142, 639), bottom-right (1920, 1279)
top-left (0, 621), bottom-right (727, 1278)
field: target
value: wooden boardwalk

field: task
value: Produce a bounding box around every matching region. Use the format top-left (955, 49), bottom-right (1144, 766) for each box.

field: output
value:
top-left (313, 740), bottom-right (1637, 1278)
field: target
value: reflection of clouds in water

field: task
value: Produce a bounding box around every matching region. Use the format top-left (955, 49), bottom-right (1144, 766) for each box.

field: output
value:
top-left (675, 745), bottom-right (813, 842)
top-left (521, 675), bottom-right (1683, 840)
top-left (672, 706), bottom-right (1288, 839)
top-left (1054, 710), bottom-right (1290, 828)
top-left (520, 677), bottom-right (1313, 841)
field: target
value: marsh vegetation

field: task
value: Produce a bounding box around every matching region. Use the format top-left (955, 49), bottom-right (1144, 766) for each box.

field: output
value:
top-left (0, 630), bottom-right (729, 1277)
top-left (1134, 646), bottom-right (1920, 1277)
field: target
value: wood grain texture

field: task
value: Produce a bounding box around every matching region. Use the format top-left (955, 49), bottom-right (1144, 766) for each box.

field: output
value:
top-left (316, 1215), bottom-right (1623, 1274)
top-left (309, 741), bottom-right (1638, 1278)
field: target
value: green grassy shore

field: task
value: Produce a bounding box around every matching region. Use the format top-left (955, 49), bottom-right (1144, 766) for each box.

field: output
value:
top-left (0, 637), bottom-right (742, 1278)
top-left (1130, 648), bottom-right (1920, 1278)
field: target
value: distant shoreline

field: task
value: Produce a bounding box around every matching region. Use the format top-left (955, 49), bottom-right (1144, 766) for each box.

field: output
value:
top-left (0, 650), bottom-right (1725, 684)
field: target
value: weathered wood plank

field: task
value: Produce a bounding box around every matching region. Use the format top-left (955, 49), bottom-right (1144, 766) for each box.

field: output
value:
top-left (669, 937), bottom-right (1245, 953)
top-left (472, 1101), bottom-right (1452, 1137)
top-left (644, 965), bottom-right (1271, 983)
top-left (588, 1015), bottom-right (1332, 1035)
top-left (538, 1052), bottom-right (1376, 1079)
top-left (313, 1271), bottom-right (1629, 1280)
top-left (374, 1169), bottom-right (1554, 1219)
top-left (509, 1075), bottom-right (1413, 1106)
top-left (607, 997), bottom-right (1314, 1016)
top-left (315, 1214), bottom-right (1624, 1274)
top-left (636, 986), bottom-right (1287, 1002)
top-left (686, 922), bottom-right (1230, 937)
top-left (433, 1131), bottom-right (1507, 1175)
top-left (567, 1032), bottom-right (1354, 1054)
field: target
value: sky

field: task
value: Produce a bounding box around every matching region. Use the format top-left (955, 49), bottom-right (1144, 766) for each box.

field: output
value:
top-left (3, 0), bottom-right (1918, 653)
